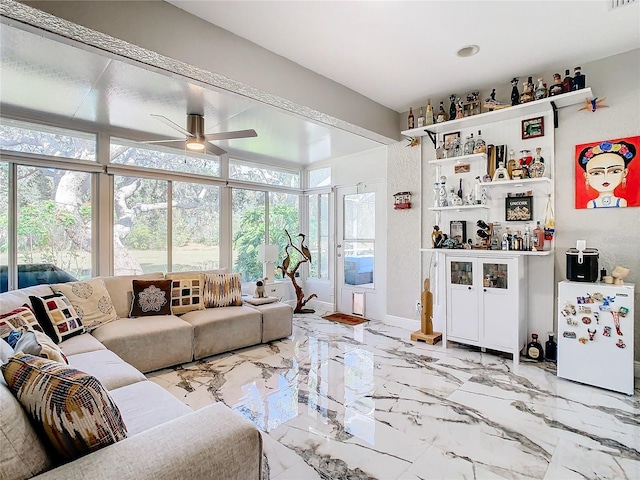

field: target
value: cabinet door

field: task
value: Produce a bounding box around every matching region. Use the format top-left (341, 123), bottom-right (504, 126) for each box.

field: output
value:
top-left (480, 259), bottom-right (517, 349)
top-left (446, 258), bottom-right (479, 341)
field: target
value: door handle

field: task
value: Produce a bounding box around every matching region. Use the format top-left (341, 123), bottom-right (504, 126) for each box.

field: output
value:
top-left (337, 253), bottom-right (342, 257)
top-left (337, 244), bottom-right (342, 248)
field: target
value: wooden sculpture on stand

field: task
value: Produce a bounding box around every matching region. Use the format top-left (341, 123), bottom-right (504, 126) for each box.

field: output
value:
top-left (278, 229), bottom-right (317, 313)
top-left (410, 278), bottom-right (442, 345)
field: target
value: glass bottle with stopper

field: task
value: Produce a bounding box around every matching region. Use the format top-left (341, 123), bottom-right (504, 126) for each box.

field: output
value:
top-left (473, 130), bottom-right (486, 154)
top-left (529, 147), bottom-right (545, 178)
top-left (534, 78), bottom-right (548, 100)
top-left (527, 333), bottom-right (544, 361)
top-left (436, 102), bottom-right (447, 123)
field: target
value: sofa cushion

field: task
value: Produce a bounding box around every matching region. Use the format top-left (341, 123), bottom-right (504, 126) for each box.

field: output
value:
top-left (1, 353), bottom-right (127, 462)
top-left (29, 293), bottom-right (85, 344)
top-left (99, 273), bottom-right (165, 319)
top-left (1, 339), bottom-right (14, 364)
top-left (14, 330), bottom-right (68, 364)
top-left (109, 380), bottom-right (193, 436)
top-left (0, 306), bottom-right (43, 340)
top-left (164, 272), bottom-right (205, 314)
top-left (91, 316), bottom-right (193, 373)
top-left (248, 302), bottom-right (294, 343)
top-left (59, 333), bottom-right (107, 356)
top-left (203, 273), bottom-right (243, 308)
top-left (0, 380), bottom-right (52, 480)
top-left (67, 350), bottom-right (146, 391)
top-left (181, 306), bottom-right (261, 360)
top-left (129, 279), bottom-right (173, 317)
top-left (0, 284), bottom-right (54, 315)
top-left (51, 278), bottom-right (117, 331)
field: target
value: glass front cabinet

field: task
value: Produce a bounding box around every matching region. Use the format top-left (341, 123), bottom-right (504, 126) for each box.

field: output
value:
top-left (445, 255), bottom-right (527, 365)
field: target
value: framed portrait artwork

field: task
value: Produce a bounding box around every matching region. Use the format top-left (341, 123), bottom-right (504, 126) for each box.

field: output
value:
top-left (443, 131), bottom-right (461, 150)
top-left (521, 117), bottom-right (544, 139)
top-left (575, 135), bottom-right (639, 209)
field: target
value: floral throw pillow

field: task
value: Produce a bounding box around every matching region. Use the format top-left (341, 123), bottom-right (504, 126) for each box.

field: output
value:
top-left (129, 279), bottom-right (173, 317)
top-left (51, 278), bottom-right (117, 331)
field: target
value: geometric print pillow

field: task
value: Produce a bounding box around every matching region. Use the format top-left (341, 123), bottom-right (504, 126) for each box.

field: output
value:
top-left (164, 272), bottom-right (205, 314)
top-left (29, 293), bottom-right (85, 344)
top-left (129, 279), bottom-right (173, 317)
top-left (0, 306), bottom-right (43, 340)
top-left (1, 352), bottom-right (127, 461)
top-left (51, 278), bottom-right (117, 331)
top-left (203, 273), bottom-right (243, 308)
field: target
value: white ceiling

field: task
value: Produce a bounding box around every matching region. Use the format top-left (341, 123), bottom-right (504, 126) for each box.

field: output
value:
top-left (168, 0), bottom-right (640, 112)
top-left (0, 21), bottom-right (382, 167)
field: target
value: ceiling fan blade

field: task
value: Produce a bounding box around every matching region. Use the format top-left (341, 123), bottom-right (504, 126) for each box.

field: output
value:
top-left (150, 114), bottom-right (193, 137)
top-left (204, 129), bottom-right (258, 141)
top-left (142, 139), bottom-right (185, 144)
top-left (142, 140), bottom-right (187, 150)
top-left (205, 142), bottom-right (227, 156)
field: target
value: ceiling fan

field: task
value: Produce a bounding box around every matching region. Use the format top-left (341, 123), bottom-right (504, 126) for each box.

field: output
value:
top-left (144, 113), bottom-right (257, 156)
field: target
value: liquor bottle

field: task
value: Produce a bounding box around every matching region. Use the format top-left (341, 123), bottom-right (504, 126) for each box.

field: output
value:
top-left (548, 73), bottom-right (564, 96)
top-left (534, 78), bottom-right (547, 100)
top-left (425, 100), bottom-right (435, 125)
top-left (436, 102), bottom-right (447, 123)
top-left (449, 95), bottom-right (457, 122)
top-left (473, 130), bottom-right (486, 154)
top-left (527, 333), bottom-right (544, 361)
top-left (417, 107), bottom-right (425, 128)
top-left (544, 333), bottom-right (557, 362)
top-left (529, 147), bottom-right (545, 178)
top-left (520, 77), bottom-right (535, 103)
top-left (435, 140), bottom-right (446, 160)
top-left (463, 134), bottom-right (475, 155)
top-left (532, 221), bottom-right (544, 250)
top-left (523, 224), bottom-right (531, 251)
top-left (408, 107), bottom-right (415, 129)
top-left (433, 182), bottom-right (440, 207)
top-left (457, 178), bottom-right (463, 200)
top-left (573, 66), bottom-right (586, 90)
top-left (506, 150), bottom-right (517, 179)
top-left (562, 69), bottom-right (573, 93)
top-left (510, 77), bottom-right (520, 106)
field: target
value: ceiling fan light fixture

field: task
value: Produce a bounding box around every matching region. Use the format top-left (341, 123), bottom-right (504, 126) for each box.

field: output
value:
top-left (186, 137), bottom-right (205, 151)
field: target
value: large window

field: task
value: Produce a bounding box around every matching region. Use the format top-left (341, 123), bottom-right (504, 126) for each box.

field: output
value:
top-left (113, 176), bottom-right (167, 275)
top-left (309, 193), bottom-right (329, 279)
top-left (17, 165), bottom-right (93, 280)
top-left (172, 182), bottom-right (220, 271)
top-left (309, 166), bottom-right (331, 188)
top-left (269, 192), bottom-right (299, 279)
top-left (111, 138), bottom-right (220, 177)
top-left (232, 189), bottom-right (266, 282)
top-left (0, 118), bottom-right (96, 161)
top-left (230, 159), bottom-right (299, 188)
top-left (0, 163), bottom-right (9, 291)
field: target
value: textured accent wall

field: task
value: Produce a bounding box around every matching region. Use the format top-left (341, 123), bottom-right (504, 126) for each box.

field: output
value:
top-left (386, 141), bottom-right (422, 319)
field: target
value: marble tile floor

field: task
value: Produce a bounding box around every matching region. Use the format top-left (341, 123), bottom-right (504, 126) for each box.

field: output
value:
top-left (147, 311), bottom-right (640, 480)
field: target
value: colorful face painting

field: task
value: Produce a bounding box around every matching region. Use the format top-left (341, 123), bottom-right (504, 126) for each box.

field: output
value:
top-left (575, 136), bottom-right (639, 209)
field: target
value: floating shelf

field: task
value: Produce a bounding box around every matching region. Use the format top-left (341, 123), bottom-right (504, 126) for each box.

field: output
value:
top-left (428, 205), bottom-right (490, 212)
top-left (420, 248), bottom-right (553, 257)
top-left (428, 153), bottom-right (487, 165)
top-left (483, 177), bottom-right (552, 187)
top-left (402, 88), bottom-right (592, 138)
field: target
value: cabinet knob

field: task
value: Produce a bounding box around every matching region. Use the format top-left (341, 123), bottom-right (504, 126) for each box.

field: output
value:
top-left (468, 286), bottom-right (472, 290)
top-left (483, 288), bottom-right (487, 292)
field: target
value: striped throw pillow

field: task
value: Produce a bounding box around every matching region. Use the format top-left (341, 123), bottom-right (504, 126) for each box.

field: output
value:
top-left (1, 352), bottom-right (127, 461)
top-left (204, 273), bottom-right (243, 308)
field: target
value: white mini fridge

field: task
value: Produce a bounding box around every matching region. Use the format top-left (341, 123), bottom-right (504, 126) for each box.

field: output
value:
top-left (557, 280), bottom-right (635, 395)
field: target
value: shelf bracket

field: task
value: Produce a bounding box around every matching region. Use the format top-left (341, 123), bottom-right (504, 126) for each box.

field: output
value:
top-left (425, 129), bottom-right (437, 148)
top-left (550, 101), bottom-right (558, 129)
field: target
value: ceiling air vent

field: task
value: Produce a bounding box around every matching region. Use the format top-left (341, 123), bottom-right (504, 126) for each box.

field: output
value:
top-left (608, 0), bottom-right (636, 10)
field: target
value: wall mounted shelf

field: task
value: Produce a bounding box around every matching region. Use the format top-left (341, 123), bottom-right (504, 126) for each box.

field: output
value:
top-left (428, 153), bottom-right (487, 165)
top-left (428, 205), bottom-right (490, 212)
top-left (420, 248), bottom-right (553, 257)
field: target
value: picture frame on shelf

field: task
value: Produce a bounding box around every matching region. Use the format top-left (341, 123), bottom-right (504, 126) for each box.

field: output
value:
top-left (450, 220), bottom-right (467, 243)
top-left (443, 131), bottom-right (461, 150)
top-left (505, 195), bottom-right (533, 221)
top-left (454, 163), bottom-right (470, 174)
top-left (522, 116), bottom-right (544, 140)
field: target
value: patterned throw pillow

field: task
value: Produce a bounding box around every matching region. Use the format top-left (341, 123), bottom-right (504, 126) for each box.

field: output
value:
top-left (0, 306), bottom-right (43, 340)
top-left (14, 330), bottom-right (68, 364)
top-left (204, 273), bottom-right (243, 308)
top-left (29, 293), bottom-right (85, 344)
top-left (129, 279), bottom-right (173, 317)
top-left (164, 272), bottom-right (205, 314)
top-left (51, 278), bottom-right (117, 331)
top-left (1, 352), bottom-right (128, 461)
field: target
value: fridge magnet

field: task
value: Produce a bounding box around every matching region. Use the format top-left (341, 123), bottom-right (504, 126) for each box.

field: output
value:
top-left (591, 292), bottom-right (604, 302)
top-left (575, 135), bottom-right (640, 209)
top-left (521, 116), bottom-right (544, 139)
top-left (594, 312), bottom-right (600, 324)
top-left (603, 326), bottom-right (612, 337)
top-left (612, 312), bottom-right (622, 336)
top-left (566, 318), bottom-right (578, 326)
top-left (578, 337), bottom-right (588, 344)
top-left (587, 328), bottom-right (596, 341)
top-left (619, 307), bottom-right (629, 317)
top-left (616, 339), bottom-right (626, 348)
top-left (563, 331), bottom-right (576, 339)
top-left (581, 316), bottom-right (591, 325)
top-left (578, 305), bottom-right (592, 314)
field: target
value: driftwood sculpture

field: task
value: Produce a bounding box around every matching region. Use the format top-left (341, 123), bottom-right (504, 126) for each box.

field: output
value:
top-left (278, 229), bottom-right (317, 313)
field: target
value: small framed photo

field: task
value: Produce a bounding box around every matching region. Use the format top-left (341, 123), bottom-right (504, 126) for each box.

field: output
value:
top-left (522, 116), bottom-right (544, 140)
top-left (450, 220), bottom-right (467, 243)
top-left (443, 131), bottom-right (461, 150)
top-left (454, 163), bottom-right (470, 174)
top-left (505, 196), bottom-right (533, 221)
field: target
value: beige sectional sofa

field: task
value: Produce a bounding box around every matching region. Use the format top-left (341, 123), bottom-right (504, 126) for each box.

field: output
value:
top-left (1, 273), bottom-right (294, 480)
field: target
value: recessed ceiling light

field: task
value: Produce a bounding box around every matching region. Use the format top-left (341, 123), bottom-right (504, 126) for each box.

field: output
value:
top-left (457, 45), bottom-right (480, 57)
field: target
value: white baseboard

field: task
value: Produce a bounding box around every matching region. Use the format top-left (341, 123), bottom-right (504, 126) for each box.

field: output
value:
top-left (306, 299), bottom-right (334, 312)
top-left (635, 361), bottom-right (640, 379)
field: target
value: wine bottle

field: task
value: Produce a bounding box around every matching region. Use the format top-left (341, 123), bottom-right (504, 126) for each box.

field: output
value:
top-left (417, 107), bottom-right (425, 128)
top-left (562, 69), bottom-right (573, 93)
top-left (408, 107), bottom-right (415, 129)
top-left (425, 100), bottom-right (434, 125)
top-left (544, 333), bottom-right (557, 362)
top-left (527, 333), bottom-right (544, 361)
